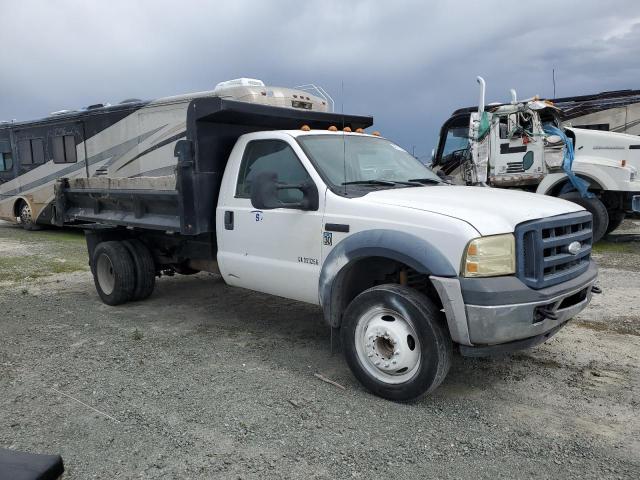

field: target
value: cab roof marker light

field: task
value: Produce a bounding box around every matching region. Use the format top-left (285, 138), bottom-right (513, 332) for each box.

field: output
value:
top-left (355, 128), bottom-right (364, 133)
top-left (343, 127), bottom-right (352, 132)
top-left (372, 131), bottom-right (381, 136)
top-left (328, 126), bottom-right (338, 131)
top-left (300, 125), bottom-right (311, 131)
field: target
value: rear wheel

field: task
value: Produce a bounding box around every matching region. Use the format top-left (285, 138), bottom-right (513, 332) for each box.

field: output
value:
top-left (18, 202), bottom-right (42, 231)
top-left (92, 241), bottom-right (135, 305)
top-left (341, 284), bottom-right (452, 401)
top-left (123, 239), bottom-right (156, 301)
top-left (559, 192), bottom-right (609, 242)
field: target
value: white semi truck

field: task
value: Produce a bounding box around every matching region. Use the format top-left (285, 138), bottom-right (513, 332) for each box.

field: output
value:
top-left (55, 96), bottom-right (598, 401)
top-left (431, 77), bottom-right (640, 241)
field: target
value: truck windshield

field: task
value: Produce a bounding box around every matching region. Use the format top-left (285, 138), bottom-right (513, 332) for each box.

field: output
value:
top-left (296, 135), bottom-right (441, 190)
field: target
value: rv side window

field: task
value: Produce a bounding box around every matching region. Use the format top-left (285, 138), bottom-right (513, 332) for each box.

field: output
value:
top-left (32, 138), bottom-right (45, 164)
top-left (0, 152), bottom-right (13, 172)
top-left (18, 139), bottom-right (33, 165)
top-left (236, 140), bottom-right (311, 202)
top-left (18, 138), bottom-right (46, 166)
top-left (53, 135), bottom-right (77, 163)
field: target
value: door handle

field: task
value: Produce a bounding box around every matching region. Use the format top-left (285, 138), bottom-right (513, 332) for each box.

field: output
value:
top-left (224, 210), bottom-right (234, 230)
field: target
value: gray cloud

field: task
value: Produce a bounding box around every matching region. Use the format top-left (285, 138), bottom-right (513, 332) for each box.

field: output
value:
top-left (2, 0), bottom-right (639, 159)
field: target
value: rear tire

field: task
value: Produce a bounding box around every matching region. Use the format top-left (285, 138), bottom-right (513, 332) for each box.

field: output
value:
top-left (18, 202), bottom-right (42, 231)
top-left (92, 241), bottom-right (135, 306)
top-left (341, 284), bottom-right (452, 401)
top-left (559, 192), bottom-right (609, 242)
top-left (123, 239), bottom-right (156, 301)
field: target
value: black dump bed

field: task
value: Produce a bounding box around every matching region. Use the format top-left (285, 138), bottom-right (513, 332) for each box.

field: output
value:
top-left (55, 98), bottom-right (372, 235)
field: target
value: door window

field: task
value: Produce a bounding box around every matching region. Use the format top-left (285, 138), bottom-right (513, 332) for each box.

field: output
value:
top-left (236, 140), bottom-right (311, 203)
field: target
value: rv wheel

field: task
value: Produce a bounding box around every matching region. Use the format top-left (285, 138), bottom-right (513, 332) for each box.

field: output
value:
top-left (92, 241), bottom-right (136, 305)
top-left (341, 284), bottom-right (452, 401)
top-left (559, 192), bottom-right (609, 242)
top-left (18, 202), bottom-right (42, 231)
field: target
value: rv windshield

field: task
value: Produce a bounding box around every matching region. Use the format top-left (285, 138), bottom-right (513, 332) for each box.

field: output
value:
top-left (296, 135), bottom-right (441, 191)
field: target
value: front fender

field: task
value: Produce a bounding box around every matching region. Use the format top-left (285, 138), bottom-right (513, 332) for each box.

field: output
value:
top-left (537, 157), bottom-right (633, 195)
top-left (318, 229), bottom-right (457, 327)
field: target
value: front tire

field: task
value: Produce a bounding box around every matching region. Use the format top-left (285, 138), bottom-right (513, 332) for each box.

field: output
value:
top-left (92, 241), bottom-right (136, 305)
top-left (605, 211), bottom-right (625, 235)
top-left (559, 192), bottom-right (609, 242)
top-left (341, 284), bottom-right (452, 401)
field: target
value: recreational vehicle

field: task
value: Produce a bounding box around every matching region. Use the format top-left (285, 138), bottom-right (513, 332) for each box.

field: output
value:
top-left (554, 89), bottom-right (640, 136)
top-left (0, 78), bottom-right (332, 229)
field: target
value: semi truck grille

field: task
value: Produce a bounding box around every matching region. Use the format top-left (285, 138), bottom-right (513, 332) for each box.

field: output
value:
top-left (515, 211), bottom-right (592, 289)
top-left (506, 162), bottom-right (525, 173)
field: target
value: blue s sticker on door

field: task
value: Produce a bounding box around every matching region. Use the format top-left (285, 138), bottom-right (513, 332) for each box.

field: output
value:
top-left (323, 232), bottom-right (332, 246)
top-left (251, 210), bottom-right (264, 222)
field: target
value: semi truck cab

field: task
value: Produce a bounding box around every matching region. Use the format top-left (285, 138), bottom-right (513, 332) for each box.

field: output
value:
top-left (432, 77), bottom-right (640, 242)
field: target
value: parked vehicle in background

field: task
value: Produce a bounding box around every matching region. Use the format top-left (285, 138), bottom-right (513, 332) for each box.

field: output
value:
top-left (553, 89), bottom-right (640, 136)
top-left (0, 78), bottom-right (332, 230)
top-left (431, 77), bottom-right (640, 241)
top-left (55, 95), bottom-right (598, 401)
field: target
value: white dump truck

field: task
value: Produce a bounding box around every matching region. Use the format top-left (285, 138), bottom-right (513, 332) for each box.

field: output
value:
top-left (55, 96), bottom-right (598, 401)
top-left (431, 77), bottom-right (640, 241)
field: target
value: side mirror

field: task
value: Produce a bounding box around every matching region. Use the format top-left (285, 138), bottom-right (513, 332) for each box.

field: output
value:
top-left (250, 171), bottom-right (319, 211)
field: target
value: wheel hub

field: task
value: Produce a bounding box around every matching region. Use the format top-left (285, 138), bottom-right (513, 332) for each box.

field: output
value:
top-left (356, 308), bottom-right (421, 383)
top-left (20, 204), bottom-right (32, 224)
top-left (96, 253), bottom-right (116, 295)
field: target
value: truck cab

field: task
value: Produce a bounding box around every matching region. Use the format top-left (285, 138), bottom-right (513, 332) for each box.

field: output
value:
top-left (57, 98), bottom-right (599, 401)
top-left (432, 77), bottom-right (640, 241)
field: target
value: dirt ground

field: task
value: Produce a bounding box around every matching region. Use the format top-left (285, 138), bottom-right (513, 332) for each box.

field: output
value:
top-left (0, 220), bottom-right (638, 479)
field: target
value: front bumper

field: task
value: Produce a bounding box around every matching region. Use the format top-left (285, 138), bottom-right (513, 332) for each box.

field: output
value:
top-left (430, 261), bottom-right (598, 352)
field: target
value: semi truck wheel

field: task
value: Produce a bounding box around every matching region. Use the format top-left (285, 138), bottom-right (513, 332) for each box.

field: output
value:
top-left (92, 241), bottom-right (136, 306)
top-left (123, 239), bottom-right (156, 301)
top-left (341, 284), bottom-right (452, 401)
top-left (559, 192), bottom-right (609, 242)
top-left (18, 202), bottom-right (42, 231)
top-left (605, 211), bottom-right (625, 235)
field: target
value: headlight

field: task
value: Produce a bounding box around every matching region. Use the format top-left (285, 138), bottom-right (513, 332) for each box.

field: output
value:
top-left (462, 234), bottom-right (516, 277)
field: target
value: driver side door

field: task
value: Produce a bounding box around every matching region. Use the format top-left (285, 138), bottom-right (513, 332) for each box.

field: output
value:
top-left (216, 137), bottom-right (324, 304)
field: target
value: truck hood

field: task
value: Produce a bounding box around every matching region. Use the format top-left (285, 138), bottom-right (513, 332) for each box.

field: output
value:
top-left (569, 127), bottom-right (640, 169)
top-left (362, 185), bottom-right (583, 236)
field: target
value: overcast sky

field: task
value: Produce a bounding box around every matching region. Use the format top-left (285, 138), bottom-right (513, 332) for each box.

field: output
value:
top-left (2, 0), bottom-right (640, 160)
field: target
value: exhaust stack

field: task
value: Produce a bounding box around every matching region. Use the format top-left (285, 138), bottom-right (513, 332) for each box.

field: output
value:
top-left (510, 88), bottom-right (518, 104)
top-left (477, 76), bottom-right (486, 114)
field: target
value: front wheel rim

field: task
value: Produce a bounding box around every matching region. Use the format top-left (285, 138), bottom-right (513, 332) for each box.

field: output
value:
top-left (354, 307), bottom-right (421, 384)
top-left (20, 204), bottom-right (32, 225)
top-left (96, 253), bottom-right (116, 295)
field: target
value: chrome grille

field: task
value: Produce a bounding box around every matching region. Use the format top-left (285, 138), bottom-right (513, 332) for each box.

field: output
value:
top-left (515, 211), bottom-right (592, 289)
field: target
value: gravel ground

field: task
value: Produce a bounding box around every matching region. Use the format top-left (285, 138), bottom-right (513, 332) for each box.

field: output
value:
top-left (0, 221), bottom-right (638, 479)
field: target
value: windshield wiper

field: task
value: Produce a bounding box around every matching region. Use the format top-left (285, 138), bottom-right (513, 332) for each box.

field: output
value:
top-left (341, 180), bottom-right (397, 186)
top-left (407, 178), bottom-right (442, 185)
